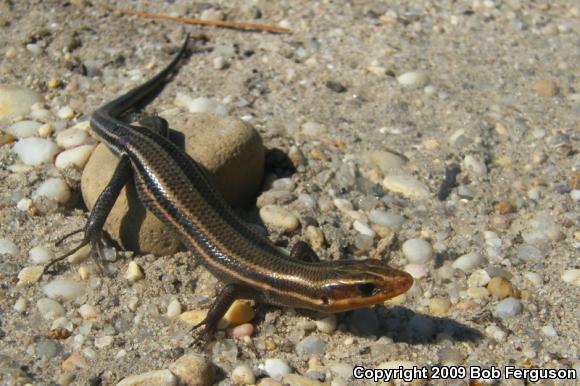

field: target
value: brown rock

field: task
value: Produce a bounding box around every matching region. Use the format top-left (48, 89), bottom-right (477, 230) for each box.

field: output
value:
top-left (168, 353), bottom-right (215, 386)
top-left (495, 200), bottom-right (516, 214)
top-left (82, 113), bottom-right (265, 255)
top-left (487, 277), bottom-right (520, 299)
top-left (532, 79), bottom-right (558, 97)
top-left (570, 171), bottom-right (580, 190)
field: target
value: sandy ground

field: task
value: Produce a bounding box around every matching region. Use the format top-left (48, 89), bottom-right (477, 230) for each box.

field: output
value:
top-left (0, 1), bottom-right (579, 385)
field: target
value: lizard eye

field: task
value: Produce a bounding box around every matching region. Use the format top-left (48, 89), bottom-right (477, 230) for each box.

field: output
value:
top-left (357, 283), bottom-right (376, 297)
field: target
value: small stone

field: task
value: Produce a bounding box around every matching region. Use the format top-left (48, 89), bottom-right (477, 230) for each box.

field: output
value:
top-left (271, 177), bottom-right (295, 191)
top-left (55, 144), bottom-right (96, 169)
top-left (369, 150), bottom-right (407, 172)
top-left (467, 287), bottom-right (490, 300)
top-left (231, 323), bottom-right (254, 338)
top-left (259, 205), bottom-right (300, 233)
top-left (0, 85), bottom-right (42, 119)
top-left (17, 265), bottom-right (44, 286)
top-left (402, 238), bottom-right (432, 264)
top-left (523, 272), bottom-right (543, 286)
top-left (55, 127), bottom-right (91, 148)
top-left (495, 201), bottom-right (516, 214)
top-left (16, 197), bottom-right (32, 211)
top-left (515, 244), bottom-right (544, 262)
top-left (29, 245), bottom-right (51, 264)
top-left (167, 299), bottom-right (182, 318)
top-left (532, 79), bottom-right (558, 97)
top-left (168, 353), bottom-right (215, 386)
top-left (78, 304), bottom-right (98, 319)
top-left (117, 369), bottom-right (178, 386)
top-left (37, 298), bottom-right (65, 320)
top-left (212, 56), bottom-right (227, 70)
top-left (6, 120), bottom-right (42, 138)
top-left (13, 297), bottom-right (28, 313)
top-left (179, 310), bottom-right (207, 326)
top-left (541, 325), bottom-right (558, 337)
top-left (521, 212), bottom-right (561, 244)
top-left (397, 71), bottom-right (429, 87)
top-left (561, 269), bottom-right (580, 286)
top-left (429, 297), bottom-right (451, 315)
top-left (463, 155), bottom-right (488, 176)
top-left (231, 363), bottom-right (255, 385)
top-left (487, 277), bottom-right (520, 299)
top-left (125, 261), bottom-right (144, 282)
top-left (263, 358), bottom-right (291, 380)
top-left (315, 314), bottom-right (337, 334)
top-left (452, 252), bottom-right (484, 272)
top-left (495, 297), bottom-right (523, 320)
top-left (94, 335), bottom-right (113, 348)
top-left (301, 121), bottom-right (327, 137)
top-left (325, 80), bottom-right (347, 93)
top-left (382, 175), bottom-right (430, 199)
top-left (353, 220), bottom-right (376, 237)
top-left (32, 177), bottom-right (71, 204)
top-left (0, 238), bottom-right (19, 256)
top-left (61, 351), bottom-right (89, 372)
top-left (221, 300), bottom-right (255, 327)
top-left (405, 263), bottom-right (428, 279)
top-left (12, 137), bottom-right (59, 165)
top-left (43, 279), bottom-right (86, 301)
top-left (57, 106), bottom-right (75, 120)
top-left (305, 226), bottom-right (325, 249)
top-left (485, 324), bottom-right (507, 341)
top-left (467, 269), bottom-right (491, 287)
top-left (296, 335), bottom-right (326, 355)
top-left (175, 94), bottom-right (228, 116)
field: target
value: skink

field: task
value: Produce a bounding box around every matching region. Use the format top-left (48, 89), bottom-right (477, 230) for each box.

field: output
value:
top-left (47, 36), bottom-right (413, 336)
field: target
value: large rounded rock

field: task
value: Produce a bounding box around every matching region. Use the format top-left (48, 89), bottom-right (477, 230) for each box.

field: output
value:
top-left (82, 112), bottom-right (264, 256)
top-left (0, 85), bottom-right (42, 120)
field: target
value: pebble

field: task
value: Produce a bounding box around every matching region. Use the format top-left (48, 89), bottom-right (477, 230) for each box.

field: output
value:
top-left (402, 238), bottom-right (432, 264)
top-left (117, 370), bottom-right (178, 386)
top-left (166, 299), bottom-right (182, 318)
top-left (168, 353), bottom-right (215, 386)
top-left (17, 265), bottom-right (44, 286)
top-left (17, 197), bottom-right (32, 211)
top-left (259, 205), bottom-right (300, 233)
top-left (541, 325), bottom-right (558, 337)
top-left (6, 120), bottom-right (42, 138)
top-left (60, 351), bottom-right (88, 372)
top-left (515, 244), bottom-right (544, 262)
top-left (297, 193), bottom-right (316, 209)
top-left (32, 177), bottom-right (71, 204)
top-left (231, 323), bottom-right (254, 337)
top-left (28, 245), bottom-right (51, 264)
top-left (485, 324), bottom-right (507, 341)
top-left (532, 79), bottom-right (558, 97)
top-left (452, 252), bottom-right (484, 272)
top-left (231, 363), bottom-right (255, 385)
top-left (222, 300), bottom-right (255, 327)
top-left (382, 175), bottom-right (430, 199)
top-left (495, 297), bottom-right (523, 320)
top-left (333, 198), bottom-right (353, 212)
top-left (175, 93), bottom-right (228, 116)
top-left (263, 358), bottom-right (292, 380)
top-left (95, 335), bottom-right (113, 348)
top-left (369, 150), bottom-right (407, 172)
top-left (467, 287), bottom-right (490, 300)
top-left (55, 128), bottom-right (91, 149)
top-left (31, 110), bottom-right (52, 123)
top-left (561, 269), bottom-right (580, 286)
top-left (55, 144), bottom-right (95, 169)
top-left (57, 106), bottom-right (75, 120)
top-left (305, 226), bottom-right (325, 249)
top-left (487, 277), bottom-right (520, 299)
top-left (13, 297), bottom-right (28, 313)
top-left (78, 304), bottom-right (98, 319)
top-left (12, 137), bottom-right (59, 165)
top-left (523, 271), bottom-right (543, 286)
top-left (296, 335), bottom-right (326, 355)
top-left (429, 296), bottom-right (451, 315)
top-left (315, 314), bottom-right (337, 333)
top-left (301, 121), bottom-right (327, 137)
top-left (213, 56), bottom-right (227, 70)
top-left (405, 263), bottom-right (428, 279)
top-left (179, 310), bottom-right (207, 326)
top-left (495, 201), bottom-right (516, 214)
top-left (43, 279), bottom-right (86, 301)
top-left (37, 298), bottom-right (65, 320)
top-left (125, 261), bottom-right (144, 282)
top-left (271, 177), bottom-right (295, 191)
top-left (0, 85), bottom-right (41, 119)
top-left (521, 212), bottom-right (562, 244)
top-left (0, 238), bottom-right (19, 256)
top-left (463, 155), bottom-right (488, 176)
top-left (397, 71), bottom-right (429, 87)
top-left (353, 220), bottom-right (375, 237)
top-left (467, 269), bottom-right (491, 287)
top-left (570, 190), bottom-right (580, 201)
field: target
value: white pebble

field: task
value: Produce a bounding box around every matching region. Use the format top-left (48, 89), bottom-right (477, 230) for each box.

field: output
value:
top-left (6, 120), bottom-right (42, 138)
top-left (522, 212), bottom-right (561, 244)
top-left (467, 269), bottom-right (491, 287)
top-left (333, 198), bottom-right (354, 212)
top-left (302, 121), bottom-right (327, 137)
top-left (13, 297), bottom-right (28, 313)
top-left (463, 155), bottom-right (488, 176)
top-left (56, 128), bottom-right (91, 149)
top-left (315, 314), bottom-right (337, 334)
top-left (55, 144), bottom-right (95, 169)
top-left (43, 279), bottom-right (86, 301)
top-left (561, 269), bottom-right (580, 286)
top-left (369, 150), bottom-right (407, 172)
top-left (524, 271), bottom-right (543, 286)
top-left (29, 246), bottom-right (52, 264)
top-left (78, 304), bottom-right (98, 319)
top-left (405, 263), bottom-right (428, 279)
top-left (167, 299), bottom-right (182, 318)
top-left (368, 209), bottom-right (405, 230)
top-left (0, 238), bottom-right (19, 256)
top-left (452, 252), bottom-right (484, 272)
top-left (259, 205), bottom-right (300, 234)
top-left (0, 85), bottom-right (41, 120)
top-left (353, 221), bottom-right (376, 237)
top-left (271, 178), bottom-right (295, 191)
top-left (32, 177), bottom-right (71, 204)
top-left (30, 109), bottom-right (51, 122)
top-left (231, 363), bottom-right (255, 385)
top-left (541, 325), bottom-right (558, 337)
top-left (485, 324), bottom-right (507, 341)
top-left (16, 197), bottom-right (32, 211)
top-left (26, 43), bottom-right (42, 55)
top-left (12, 137), bottom-right (59, 165)
top-left (570, 190), bottom-right (580, 201)
top-left (397, 71), bottom-right (429, 87)
top-left (175, 93), bottom-right (228, 116)
top-left (495, 297), bottom-right (523, 320)
top-left (126, 261), bottom-right (144, 282)
top-left (17, 265), bottom-right (44, 286)
top-left (95, 336), bottom-right (113, 349)
top-left (263, 358), bottom-right (291, 380)
top-left (382, 175), bottom-right (430, 199)
top-left (57, 106), bottom-right (75, 120)
top-left (402, 238), bottom-right (432, 264)
top-left (37, 123), bottom-right (53, 137)
top-left (116, 370), bottom-right (177, 386)
top-left (37, 298), bottom-right (65, 320)
top-left (212, 56), bottom-right (227, 70)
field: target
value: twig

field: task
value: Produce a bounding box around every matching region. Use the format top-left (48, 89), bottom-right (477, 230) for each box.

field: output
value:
top-left (100, 4), bottom-right (291, 34)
